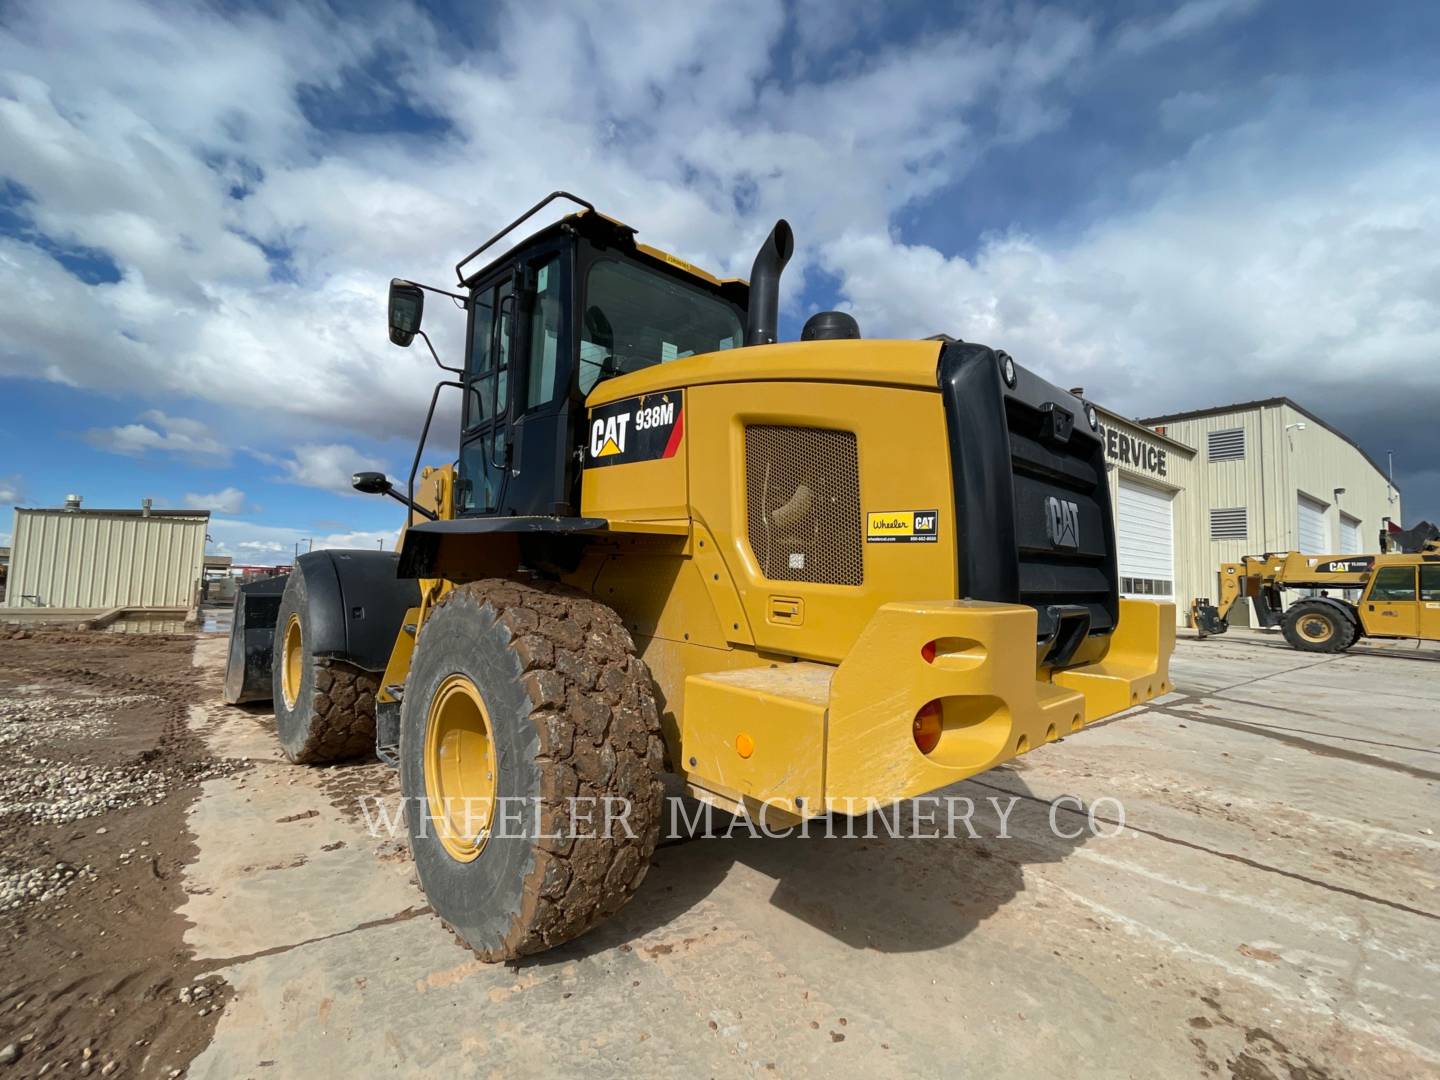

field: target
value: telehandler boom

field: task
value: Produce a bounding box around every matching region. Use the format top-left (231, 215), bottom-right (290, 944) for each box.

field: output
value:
top-left (225, 191), bottom-right (1173, 959)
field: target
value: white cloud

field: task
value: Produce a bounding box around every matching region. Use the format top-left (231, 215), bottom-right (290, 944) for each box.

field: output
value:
top-left (273, 443), bottom-right (388, 496)
top-left (0, 1), bottom-right (1093, 443)
top-left (183, 486), bottom-right (246, 514)
top-left (1114, 0), bottom-right (1262, 54)
top-left (85, 410), bottom-right (229, 460)
top-left (821, 92), bottom-right (1440, 426)
top-left (0, 475), bottom-right (22, 505)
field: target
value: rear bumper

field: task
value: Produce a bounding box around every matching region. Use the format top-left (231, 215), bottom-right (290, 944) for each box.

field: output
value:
top-left (681, 598), bottom-right (1173, 817)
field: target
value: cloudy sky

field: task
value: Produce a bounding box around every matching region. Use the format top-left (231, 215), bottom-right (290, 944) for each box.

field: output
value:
top-left (2, 0), bottom-right (1437, 559)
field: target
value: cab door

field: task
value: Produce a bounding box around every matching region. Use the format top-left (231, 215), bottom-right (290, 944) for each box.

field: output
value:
top-left (458, 271), bottom-right (515, 514)
top-left (1361, 565), bottom-right (1420, 638)
top-left (1420, 564), bottom-right (1440, 642)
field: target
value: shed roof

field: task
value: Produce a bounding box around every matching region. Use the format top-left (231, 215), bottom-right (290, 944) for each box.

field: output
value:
top-left (1138, 397), bottom-right (1394, 490)
top-left (17, 508), bottom-right (211, 519)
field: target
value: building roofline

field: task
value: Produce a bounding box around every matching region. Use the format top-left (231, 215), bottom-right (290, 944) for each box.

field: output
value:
top-left (1095, 406), bottom-right (1196, 455)
top-left (1138, 397), bottom-right (1397, 493)
top-left (16, 508), bottom-right (212, 519)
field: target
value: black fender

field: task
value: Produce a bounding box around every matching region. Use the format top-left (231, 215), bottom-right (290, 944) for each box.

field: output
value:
top-left (291, 549), bottom-right (420, 671)
top-left (396, 515), bottom-right (606, 578)
top-left (1288, 595), bottom-right (1360, 630)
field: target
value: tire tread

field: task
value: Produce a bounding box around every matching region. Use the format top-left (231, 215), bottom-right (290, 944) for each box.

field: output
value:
top-left (289, 661), bottom-right (379, 763)
top-left (427, 578), bottom-right (664, 960)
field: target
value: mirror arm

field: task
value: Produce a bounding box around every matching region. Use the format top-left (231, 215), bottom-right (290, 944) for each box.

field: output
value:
top-left (379, 486), bottom-right (438, 521)
top-left (416, 330), bottom-right (463, 376)
top-left (409, 380), bottom-right (465, 512)
top-left (408, 281), bottom-right (468, 304)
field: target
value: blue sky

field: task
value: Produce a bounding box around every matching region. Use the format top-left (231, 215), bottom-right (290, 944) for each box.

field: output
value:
top-left (2, 0), bottom-right (1438, 559)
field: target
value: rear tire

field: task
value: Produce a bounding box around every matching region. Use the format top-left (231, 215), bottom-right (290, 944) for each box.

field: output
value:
top-left (272, 569), bottom-right (379, 763)
top-left (400, 579), bottom-right (664, 961)
top-left (1282, 600), bottom-right (1356, 654)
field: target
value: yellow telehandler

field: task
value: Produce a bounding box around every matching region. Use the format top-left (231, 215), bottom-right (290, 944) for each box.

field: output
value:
top-left (1193, 540), bottom-right (1440, 652)
top-left (225, 192), bottom-right (1173, 959)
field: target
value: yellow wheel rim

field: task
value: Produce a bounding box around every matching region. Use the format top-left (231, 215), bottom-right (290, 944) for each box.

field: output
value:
top-left (281, 614), bottom-right (303, 708)
top-left (424, 673), bottom-right (498, 863)
top-left (1297, 615), bottom-right (1332, 643)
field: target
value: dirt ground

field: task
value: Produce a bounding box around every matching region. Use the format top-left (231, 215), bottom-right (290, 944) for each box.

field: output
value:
top-left (2, 623), bottom-right (1438, 1078)
top-left (0, 630), bottom-right (241, 1078)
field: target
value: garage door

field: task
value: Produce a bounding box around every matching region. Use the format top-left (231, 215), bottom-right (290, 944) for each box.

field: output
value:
top-left (1339, 514), bottom-right (1362, 554)
top-left (1297, 494), bottom-right (1329, 554)
top-left (1117, 476), bottom-right (1174, 598)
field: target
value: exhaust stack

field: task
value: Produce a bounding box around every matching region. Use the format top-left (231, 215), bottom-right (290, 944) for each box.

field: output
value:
top-left (744, 220), bottom-right (794, 346)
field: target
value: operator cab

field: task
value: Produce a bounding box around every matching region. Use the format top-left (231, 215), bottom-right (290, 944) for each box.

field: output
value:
top-left (389, 193), bottom-right (755, 520)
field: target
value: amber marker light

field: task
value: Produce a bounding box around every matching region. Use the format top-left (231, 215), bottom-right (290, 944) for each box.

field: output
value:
top-left (913, 700), bottom-right (943, 754)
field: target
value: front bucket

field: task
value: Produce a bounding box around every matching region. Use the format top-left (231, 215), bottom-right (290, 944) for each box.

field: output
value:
top-left (222, 576), bottom-right (289, 704)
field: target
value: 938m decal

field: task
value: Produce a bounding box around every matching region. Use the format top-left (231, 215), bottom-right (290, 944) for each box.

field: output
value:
top-left (584, 391), bottom-right (684, 468)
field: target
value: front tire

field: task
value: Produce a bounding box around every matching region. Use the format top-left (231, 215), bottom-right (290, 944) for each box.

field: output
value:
top-left (400, 579), bottom-right (664, 960)
top-left (1282, 600), bottom-right (1356, 654)
top-left (272, 568), bottom-right (380, 763)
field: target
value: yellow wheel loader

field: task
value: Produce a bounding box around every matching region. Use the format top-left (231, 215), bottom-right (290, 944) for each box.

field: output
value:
top-left (1192, 540), bottom-right (1440, 652)
top-left (224, 191), bottom-right (1174, 960)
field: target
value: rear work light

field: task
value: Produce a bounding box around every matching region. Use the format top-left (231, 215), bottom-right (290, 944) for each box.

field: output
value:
top-left (913, 700), bottom-right (943, 754)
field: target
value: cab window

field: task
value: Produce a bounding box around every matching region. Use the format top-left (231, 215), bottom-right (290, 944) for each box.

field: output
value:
top-left (459, 431), bottom-right (506, 513)
top-left (579, 258), bottom-right (743, 394)
top-left (466, 279), bottom-right (512, 429)
top-left (1420, 564), bottom-right (1440, 602)
top-left (1368, 566), bottom-right (1417, 602)
top-left (525, 256), bottom-right (563, 409)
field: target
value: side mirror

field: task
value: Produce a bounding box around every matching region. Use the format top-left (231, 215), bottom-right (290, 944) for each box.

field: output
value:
top-left (352, 469), bottom-right (440, 521)
top-left (388, 279), bottom-right (424, 347)
top-left (352, 471), bottom-right (391, 495)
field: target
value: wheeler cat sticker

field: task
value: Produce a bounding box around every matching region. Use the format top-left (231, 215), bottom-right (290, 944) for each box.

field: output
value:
top-left (585, 392), bottom-right (684, 468)
top-left (866, 509), bottom-right (939, 543)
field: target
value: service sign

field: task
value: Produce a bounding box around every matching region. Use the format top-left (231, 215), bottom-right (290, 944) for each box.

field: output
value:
top-left (584, 392), bottom-right (684, 469)
top-left (1098, 422), bottom-right (1168, 478)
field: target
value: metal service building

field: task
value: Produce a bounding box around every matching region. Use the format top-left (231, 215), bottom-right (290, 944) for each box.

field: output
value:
top-left (1097, 399), bottom-right (1399, 625)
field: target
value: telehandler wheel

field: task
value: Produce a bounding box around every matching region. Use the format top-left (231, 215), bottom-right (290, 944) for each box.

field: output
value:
top-left (400, 578), bottom-right (664, 961)
top-left (1281, 601), bottom-right (1356, 654)
top-left (272, 569), bottom-right (380, 764)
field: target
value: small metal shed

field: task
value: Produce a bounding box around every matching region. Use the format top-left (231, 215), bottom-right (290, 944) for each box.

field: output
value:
top-left (4, 499), bottom-right (209, 610)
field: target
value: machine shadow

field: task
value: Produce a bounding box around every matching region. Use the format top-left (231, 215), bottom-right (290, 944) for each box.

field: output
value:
top-left (541, 769), bottom-right (1095, 963)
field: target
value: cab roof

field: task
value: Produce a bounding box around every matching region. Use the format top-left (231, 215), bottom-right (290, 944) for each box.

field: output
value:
top-left (457, 200), bottom-right (748, 307)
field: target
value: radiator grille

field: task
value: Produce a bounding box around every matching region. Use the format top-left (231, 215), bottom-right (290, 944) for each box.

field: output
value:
top-left (1005, 399), bottom-right (1118, 635)
top-left (745, 426), bottom-right (863, 586)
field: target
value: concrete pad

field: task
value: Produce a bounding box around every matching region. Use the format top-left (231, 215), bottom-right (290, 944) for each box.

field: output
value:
top-left (180, 634), bottom-right (1440, 1078)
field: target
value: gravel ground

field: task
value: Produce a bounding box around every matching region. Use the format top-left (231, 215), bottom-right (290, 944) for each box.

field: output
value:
top-left (0, 627), bottom-right (242, 1078)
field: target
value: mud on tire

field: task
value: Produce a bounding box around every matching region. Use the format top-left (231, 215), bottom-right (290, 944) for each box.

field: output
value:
top-left (400, 578), bottom-right (664, 961)
top-left (272, 569), bottom-right (379, 764)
